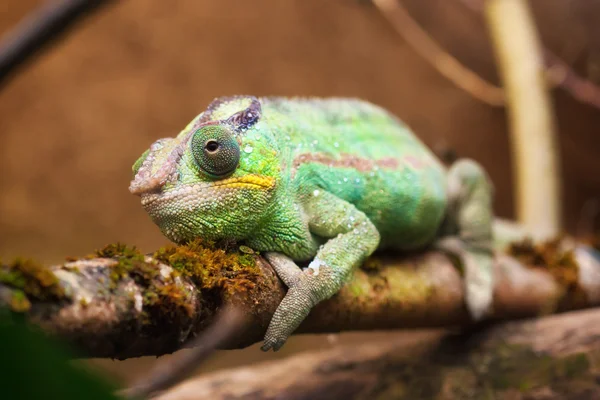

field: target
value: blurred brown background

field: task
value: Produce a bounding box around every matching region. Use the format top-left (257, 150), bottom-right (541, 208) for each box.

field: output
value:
top-left (1, 0), bottom-right (599, 387)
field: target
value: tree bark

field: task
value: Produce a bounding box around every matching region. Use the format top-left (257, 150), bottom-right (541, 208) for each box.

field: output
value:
top-left (1, 222), bottom-right (599, 360)
top-left (156, 307), bottom-right (600, 400)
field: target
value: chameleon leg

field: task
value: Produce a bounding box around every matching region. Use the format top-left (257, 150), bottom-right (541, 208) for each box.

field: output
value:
top-left (263, 252), bottom-right (303, 287)
top-left (436, 159), bottom-right (495, 321)
top-left (261, 190), bottom-right (380, 351)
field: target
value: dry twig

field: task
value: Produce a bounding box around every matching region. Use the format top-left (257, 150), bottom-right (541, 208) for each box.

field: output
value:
top-left (373, 0), bottom-right (600, 111)
top-left (372, 0), bottom-right (505, 106)
top-left (460, 0), bottom-right (600, 109)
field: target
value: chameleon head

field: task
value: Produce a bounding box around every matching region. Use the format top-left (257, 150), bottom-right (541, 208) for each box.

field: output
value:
top-left (129, 96), bottom-right (279, 243)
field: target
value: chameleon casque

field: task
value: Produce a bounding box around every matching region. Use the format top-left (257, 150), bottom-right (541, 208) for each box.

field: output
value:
top-left (129, 95), bottom-right (494, 351)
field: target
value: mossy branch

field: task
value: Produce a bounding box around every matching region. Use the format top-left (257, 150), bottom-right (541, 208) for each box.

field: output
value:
top-left (156, 307), bottom-right (600, 400)
top-left (0, 221), bottom-right (599, 359)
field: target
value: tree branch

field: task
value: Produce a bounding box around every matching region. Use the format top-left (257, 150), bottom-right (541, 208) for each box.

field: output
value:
top-left (155, 307), bottom-right (600, 400)
top-left (372, 0), bottom-right (505, 106)
top-left (0, 0), bottom-right (114, 88)
top-left (0, 221), bottom-right (599, 360)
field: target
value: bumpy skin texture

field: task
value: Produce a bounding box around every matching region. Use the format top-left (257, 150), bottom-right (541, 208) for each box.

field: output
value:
top-left (130, 96), bottom-right (494, 351)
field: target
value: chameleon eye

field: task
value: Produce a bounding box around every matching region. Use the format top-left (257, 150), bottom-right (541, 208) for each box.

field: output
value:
top-left (205, 139), bottom-right (219, 153)
top-left (191, 125), bottom-right (240, 178)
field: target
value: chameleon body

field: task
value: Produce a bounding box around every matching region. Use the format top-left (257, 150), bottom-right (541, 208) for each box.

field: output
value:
top-left (130, 96), bottom-right (494, 351)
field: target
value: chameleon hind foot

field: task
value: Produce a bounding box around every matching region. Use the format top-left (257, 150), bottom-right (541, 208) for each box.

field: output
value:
top-left (437, 159), bottom-right (495, 321)
top-left (435, 237), bottom-right (494, 320)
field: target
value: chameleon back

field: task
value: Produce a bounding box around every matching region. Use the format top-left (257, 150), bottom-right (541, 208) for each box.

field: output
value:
top-left (260, 97), bottom-right (448, 250)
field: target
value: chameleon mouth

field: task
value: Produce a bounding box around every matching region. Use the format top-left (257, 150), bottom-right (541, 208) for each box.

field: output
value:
top-left (210, 174), bottom-right (275, 190)
top-left (140, 174), bottom-right (275, 208)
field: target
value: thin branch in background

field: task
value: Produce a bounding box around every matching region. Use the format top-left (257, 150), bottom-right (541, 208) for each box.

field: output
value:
top-left (122, 306), bottom-right (248, 399)
top-left (373, 0), bottom-right (600, 111)
top-left (371, 0), bottom-right (505, 106)
top-left (458, 0), bottom-right (600, 110)
top-left (483, 0), bottom-right (562, 239)
top-left (0, 0), bottom-right (114, 89)
top-left (544, 50), bottom-right (600, 109)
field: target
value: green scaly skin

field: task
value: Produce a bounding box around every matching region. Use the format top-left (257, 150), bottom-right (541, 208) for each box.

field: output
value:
top-left (130, 96), bottom-right (495, 351)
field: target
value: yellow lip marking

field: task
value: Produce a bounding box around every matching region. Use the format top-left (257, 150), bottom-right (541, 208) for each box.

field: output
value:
top-left (213, 174), bottom-right (275, 190)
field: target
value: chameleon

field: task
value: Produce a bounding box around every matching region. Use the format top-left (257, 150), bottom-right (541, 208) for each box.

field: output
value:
top-left (129, 95), bottom-right (495, 351)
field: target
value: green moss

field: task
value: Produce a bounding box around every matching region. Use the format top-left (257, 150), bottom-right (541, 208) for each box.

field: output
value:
top-left (0, 269), bottom-right (26, 289)
top-left (0, 240), bottom-right (263, 332)
top-left (95, 240), bottom-right (261, 298)
top-left (89, 239), bottom-right (262, 332)
top-left (152, 238), bottom-right (260, 300)
top-left (383, 266), bottom-right (433, 304)
top-left (508, 238), bottom-right (586, 307)
top-left (508, 238), bottom-right (578, 281)
top-left (347, 278), bottom-right (370, 297)
top-left (90, 243), bottom-right (199, 329)
top-left (91, 243), bottom-right (160, 290)
top-left (93, 243), bottom-right (145, 260)
top-left (361, 256), bottom-right (382, 272)
top-left (0, 258), bottom-right (65, 312)
top-left (10, 290), bottom-right (31, 312)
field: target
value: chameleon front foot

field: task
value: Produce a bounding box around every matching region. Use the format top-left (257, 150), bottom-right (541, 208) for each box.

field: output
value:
top-left (262, 253), bottom-right (336, 351)
top-left (261, 274), bottom-right (315, 351)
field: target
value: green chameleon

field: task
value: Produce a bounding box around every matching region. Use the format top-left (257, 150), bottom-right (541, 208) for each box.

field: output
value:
top-left (129, 95), bottom-right (494, 351)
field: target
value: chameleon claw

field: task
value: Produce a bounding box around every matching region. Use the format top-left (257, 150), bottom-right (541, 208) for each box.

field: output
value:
top-left (261, 337), bottom-right (286, 352)
top-left (260, 343), bottom-right (272, 352)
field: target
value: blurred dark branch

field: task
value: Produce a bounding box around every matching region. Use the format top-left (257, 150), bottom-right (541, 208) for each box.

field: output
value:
top-left (123, 307), bottom-right (248, 399)
top-left (1, 221), bottom-right (600, 360)
top-left (0, 0), bottom-right (114, 89)
top-left (155, 308), bottom-right (600, 400)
